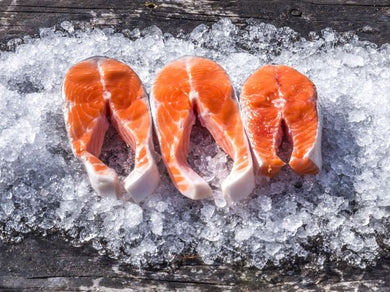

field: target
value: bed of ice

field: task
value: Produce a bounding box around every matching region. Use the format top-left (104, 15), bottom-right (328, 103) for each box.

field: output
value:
top-left (0, 19), bottom-right (389, 269)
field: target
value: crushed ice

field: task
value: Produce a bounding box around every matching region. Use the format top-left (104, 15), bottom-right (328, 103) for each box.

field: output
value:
top-left (0, 19), bottom-right (389, 269)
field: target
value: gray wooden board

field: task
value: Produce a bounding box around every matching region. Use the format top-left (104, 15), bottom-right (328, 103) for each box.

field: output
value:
top-left (0, 0), bottom-right (389, 290)
top-left (1, 235), bottom-right (390, 291)
top-left (0, 0), bottom-right (389, 46)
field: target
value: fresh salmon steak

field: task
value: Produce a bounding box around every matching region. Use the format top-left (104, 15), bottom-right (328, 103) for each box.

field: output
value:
top-left (150, 56), bottom-right (255, 203)
top-left (63, 57), bottom-right (159, 201)
top-left (240, 65), bottom-right (322, 177)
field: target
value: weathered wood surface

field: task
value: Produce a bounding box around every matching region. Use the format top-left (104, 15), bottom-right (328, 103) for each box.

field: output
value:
top-left (0, 0), bottom-right (389, 46)
top-left (0, 0), bottom-right (390, 291)
top-left (1, 234), bottom-right (390, 291)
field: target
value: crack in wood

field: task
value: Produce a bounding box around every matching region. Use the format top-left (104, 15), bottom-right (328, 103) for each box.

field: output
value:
top-left (0, 0), bottom-right (389, 289)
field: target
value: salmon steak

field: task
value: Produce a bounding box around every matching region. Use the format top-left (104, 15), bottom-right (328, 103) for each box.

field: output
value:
top-left (63, 57), bottom-right (159, 201)
top-left (150, 56), bottom-right (255, 203)
top-left (240, 65), bottom-right (322, 177)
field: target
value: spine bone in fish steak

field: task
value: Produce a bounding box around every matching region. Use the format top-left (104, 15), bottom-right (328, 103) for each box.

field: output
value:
top-left (63, 57), bottom-right (160, 202)
top-left (240, 65), bottom-right (322, 177)
top-left (150, 56), bottom-right (255, 203)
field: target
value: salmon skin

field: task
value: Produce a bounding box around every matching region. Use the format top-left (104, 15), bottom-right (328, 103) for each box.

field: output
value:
top-left (150, 56), bottom-right (255, 203)
top-left (240, 65), bottom-right (322, 177)
top-left (63, 56), bottom-right (160, 202)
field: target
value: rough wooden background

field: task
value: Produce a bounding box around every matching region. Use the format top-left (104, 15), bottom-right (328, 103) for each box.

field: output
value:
top-left (1, 0), bottom-right (390, 45)
top-left (0, 0), bottom-right (389, 291)
top-left (1, 235), bottom-right (390, 291)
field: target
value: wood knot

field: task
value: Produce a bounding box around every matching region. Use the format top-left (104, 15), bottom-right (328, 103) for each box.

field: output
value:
top-left (290, 8), bottom-right (302, 17)
top-left (144, 2), bottom-right (157, 9)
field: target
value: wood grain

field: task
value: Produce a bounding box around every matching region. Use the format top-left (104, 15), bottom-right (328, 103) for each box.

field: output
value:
top-left (1, 235), bottom-right (389, 291)
top-left (0, 0), bottom-right (389, 290)
top-left (0, 0), bottom-right (389, 46)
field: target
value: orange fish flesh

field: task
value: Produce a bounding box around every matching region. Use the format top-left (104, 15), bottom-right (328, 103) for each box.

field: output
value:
top-left (240, 65), bottom-right (322, 177)
top-left (63, 57), bottom-right (159, 201)
top-left (150, 56), bottom-right (255, 203)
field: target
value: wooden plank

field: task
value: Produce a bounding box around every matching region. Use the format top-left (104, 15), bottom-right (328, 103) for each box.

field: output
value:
top-left (0, 0), bottom-right (390, 290)
top-left (0, 0), bottom-right (389, 46)
top-left (1, 235), bottom-right (390, 291)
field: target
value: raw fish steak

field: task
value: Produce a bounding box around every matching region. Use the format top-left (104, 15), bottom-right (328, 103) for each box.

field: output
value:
top-left (63, 57), bottom-right (159, 201)
top-left (240, 65), bottom-right (322, 177)
top-left (150, 56), bottom-right (254, 203)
